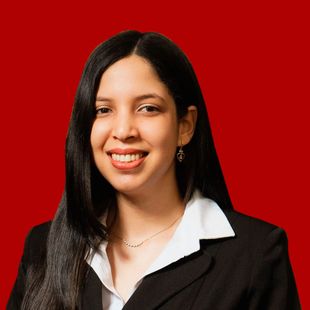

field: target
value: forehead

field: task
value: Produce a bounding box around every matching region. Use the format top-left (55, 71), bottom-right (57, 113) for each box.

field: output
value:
top-left (96, 55), bottom-right (172, 101)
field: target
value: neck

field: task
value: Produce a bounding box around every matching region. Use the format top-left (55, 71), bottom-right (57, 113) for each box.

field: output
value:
top-left (108, 183), bottom-right (185, 240)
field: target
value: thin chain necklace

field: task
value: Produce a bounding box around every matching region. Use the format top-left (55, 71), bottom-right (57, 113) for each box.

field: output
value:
top-left (108, 213), bottom-right (184, 248)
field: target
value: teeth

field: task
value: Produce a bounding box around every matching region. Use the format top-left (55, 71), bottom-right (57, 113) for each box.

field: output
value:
top-left (111, 153), bottom-right (144, 162)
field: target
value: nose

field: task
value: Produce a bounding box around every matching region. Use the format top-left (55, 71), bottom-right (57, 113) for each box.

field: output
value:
top-left (112, 111), bottom-right (139, 141)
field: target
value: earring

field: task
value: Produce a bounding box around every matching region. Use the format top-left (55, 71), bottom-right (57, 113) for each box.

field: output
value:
top-left (177, 140), bottom-right (185, 162)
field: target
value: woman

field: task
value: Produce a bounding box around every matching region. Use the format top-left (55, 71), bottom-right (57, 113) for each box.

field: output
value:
top-left (8, 30), bottom-right (300, 309)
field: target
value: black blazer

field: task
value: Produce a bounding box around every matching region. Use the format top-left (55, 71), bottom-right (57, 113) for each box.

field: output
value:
top-left (7, 210), bottom-right (301, 309)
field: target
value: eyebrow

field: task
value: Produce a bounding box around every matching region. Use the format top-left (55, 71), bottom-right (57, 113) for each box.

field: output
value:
top-left (96, 93), bottom-right (165, 103)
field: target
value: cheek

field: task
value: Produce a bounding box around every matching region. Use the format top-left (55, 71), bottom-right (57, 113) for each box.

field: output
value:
top-left (90, 121), bottom-right (109, 149)
top-left (140, 117), bottom-right (179, 149)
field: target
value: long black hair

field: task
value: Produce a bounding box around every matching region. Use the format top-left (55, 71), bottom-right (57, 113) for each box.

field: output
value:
top-left (22, 30), bottom-right (233, 309)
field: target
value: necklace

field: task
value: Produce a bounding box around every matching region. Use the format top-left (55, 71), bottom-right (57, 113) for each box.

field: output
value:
top-left (108, 213), bottom-right (183, 248)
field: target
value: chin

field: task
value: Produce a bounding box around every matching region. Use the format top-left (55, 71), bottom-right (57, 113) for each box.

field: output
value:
top-left (109, 181), bottom-right (145, 196)
top-left (115, 188), bottom-right (146, 198)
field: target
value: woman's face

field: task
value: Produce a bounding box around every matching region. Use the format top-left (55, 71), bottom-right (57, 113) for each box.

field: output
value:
top-left (90, 55), bottom-right (182, 196)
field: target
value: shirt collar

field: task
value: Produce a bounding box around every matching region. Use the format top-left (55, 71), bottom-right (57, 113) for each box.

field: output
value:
top-left (87, 189), bottom-right (235, 289)
top-left (141, 189), bottom-right (235, 276)
top-left (99, 189), bottom-right (235, 238)
top-left (184, 189), bottom-right (235, 240)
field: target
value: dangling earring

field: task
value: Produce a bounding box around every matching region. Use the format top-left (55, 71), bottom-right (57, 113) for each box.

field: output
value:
top-left (177, 139), bottom-right (185, 162)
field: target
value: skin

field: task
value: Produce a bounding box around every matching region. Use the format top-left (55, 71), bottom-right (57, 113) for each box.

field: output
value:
top-left (90, 54), bottom-right (197, 302)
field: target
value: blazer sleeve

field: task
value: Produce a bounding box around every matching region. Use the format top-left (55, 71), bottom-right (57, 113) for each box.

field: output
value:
top-left (7, 228), bottom-right (32, 310)
top-left (247, 227), bottom-right (301, 309)
top-left (7, 222), bottom-right (50, 310)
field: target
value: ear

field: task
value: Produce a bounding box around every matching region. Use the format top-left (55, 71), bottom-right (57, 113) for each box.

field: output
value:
top-left (178, 105), bottom-right (197, 146)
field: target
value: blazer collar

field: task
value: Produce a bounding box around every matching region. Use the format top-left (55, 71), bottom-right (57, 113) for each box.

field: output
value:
top-left (123, 243), bottom-right (216, 309)
top-left (80, 266), bottom-right (104, 310)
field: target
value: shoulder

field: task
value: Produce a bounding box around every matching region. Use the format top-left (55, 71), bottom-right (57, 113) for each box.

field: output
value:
top-left (219, 209), bottom-right (289, 257)
top-left (223, 209), bottom-right (279, 235)
top-left (206, 210), bottom-right (293, 284)
top-left (26, 221), bottom-right (52, 246)
top-left (23, 221), bottom-right (52, 265)
top-left (217, 210), bottom-right (300, 308)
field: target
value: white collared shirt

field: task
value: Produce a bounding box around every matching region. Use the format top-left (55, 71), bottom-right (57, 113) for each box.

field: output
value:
top-left (87, 190), bottom-right (235, 309)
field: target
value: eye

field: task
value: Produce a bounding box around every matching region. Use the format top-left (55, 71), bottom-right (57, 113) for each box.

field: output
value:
top-left (139, 105), bottom-right (160, 113)
top-left (95, 107), bottom-right (112, 115)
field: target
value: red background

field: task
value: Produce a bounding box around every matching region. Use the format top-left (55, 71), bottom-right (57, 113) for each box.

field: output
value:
top-left (1, 0), bottom-right (308, 308)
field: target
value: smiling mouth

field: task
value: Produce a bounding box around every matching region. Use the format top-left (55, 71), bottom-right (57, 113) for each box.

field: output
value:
top-left (107, 151), bottom-right (148, 170)
top-left (108, 152), bottom-right (148, 163)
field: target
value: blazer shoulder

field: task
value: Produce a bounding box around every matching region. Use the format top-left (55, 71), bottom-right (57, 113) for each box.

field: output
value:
top-left (23, 221), bottom-right (52, 265)
top-left (27, 221), bottom-right (52, 245)
top-left (222, 209), bottom-right (283, 243)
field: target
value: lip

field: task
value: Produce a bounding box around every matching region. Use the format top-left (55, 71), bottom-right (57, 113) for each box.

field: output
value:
top-left (107, 148), bottom-right (148, 170)
top-left (107, 148), bottom-right (147, 155)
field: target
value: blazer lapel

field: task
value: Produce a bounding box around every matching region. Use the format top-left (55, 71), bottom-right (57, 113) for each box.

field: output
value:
top-left (123, 244), bottom-right (215, 310)
top-left (80, 267), bottom-right (103, 310)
